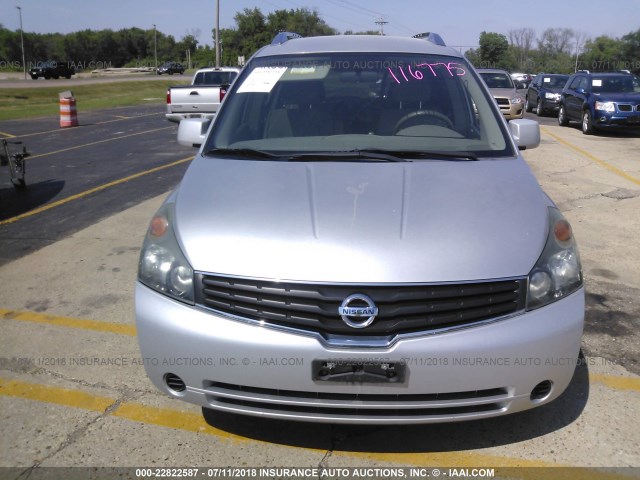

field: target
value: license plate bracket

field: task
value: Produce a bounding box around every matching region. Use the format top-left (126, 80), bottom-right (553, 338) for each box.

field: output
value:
top-left (312, 360), bottom-right (406, 384)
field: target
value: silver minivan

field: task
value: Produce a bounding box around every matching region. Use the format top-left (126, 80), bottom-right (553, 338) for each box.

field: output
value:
top-left (135, 33), bottom-right (584, 424)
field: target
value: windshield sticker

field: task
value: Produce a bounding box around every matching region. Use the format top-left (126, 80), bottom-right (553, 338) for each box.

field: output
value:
top-left (592, 79), bottom-right (603, 87)
top-left (544, 78), bottom-right (551, 83)
top-left (237, 66), bottom-right (287, 93)
top-left (290, 67), bottom-right (317, 74)
top-left (388, 62), bottom-right (466, 84)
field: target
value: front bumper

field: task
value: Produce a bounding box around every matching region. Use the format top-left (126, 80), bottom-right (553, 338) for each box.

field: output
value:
top-left (165, 112), bottom-right (216, 123)
top-left (496, 99), bottom-right (524, 120)
top-left (593, 110), bottom-right (640, 128)
top-left (135, 282), bottom-right (584, 424)
top-left (542, 99), bottom-right (561, 113)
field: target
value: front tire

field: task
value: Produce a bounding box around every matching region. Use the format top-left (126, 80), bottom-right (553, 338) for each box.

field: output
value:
top-left (582, 110), bottom-right (594, 135)
top-left (525, 96), bottom-right (533, 113)
top-left (536, 99), bottom-right (544, 117)
top-left (558, 105), bottom-right (569, 126)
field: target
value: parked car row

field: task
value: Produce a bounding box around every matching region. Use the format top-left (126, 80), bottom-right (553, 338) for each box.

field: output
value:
top-left (478, 69), bottom-right (640, 135)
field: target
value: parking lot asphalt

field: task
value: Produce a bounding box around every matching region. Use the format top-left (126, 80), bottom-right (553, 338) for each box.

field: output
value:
top-left (0, 107), bottom-right (639, 476)
top-left (0, 104), bottom-right (193, 264)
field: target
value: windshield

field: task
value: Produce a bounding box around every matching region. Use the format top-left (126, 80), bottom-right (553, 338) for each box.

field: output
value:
top-left (479, 72), bottom-right (515, 89)
top-left (205, 53), bottom-right (513, 158)
top-left (591, 75), bottom-right (640, 94)
top-left (194, 71), bottom-right (238, 86)
top-left (542, 76), bottom-right (569, 88)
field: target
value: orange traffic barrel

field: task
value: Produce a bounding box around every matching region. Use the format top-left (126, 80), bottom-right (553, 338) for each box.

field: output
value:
top-left (59, 91), bottom-right (78, 128)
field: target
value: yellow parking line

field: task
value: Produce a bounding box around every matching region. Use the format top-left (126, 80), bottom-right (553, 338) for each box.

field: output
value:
top-left (0, 376), bottom-right (634, 478)
top-left (0, 130), bottom-right (17, 138)
top-left (0, 377), bottom-right (115, 411)
top-left (0, 377), bottom-right (563, 469)
top-left (11, 112), bottom-right (162, 139)
top-left (541, 126), bottom-right (640, 187)
top-left (589, 373), bottom-right (640, 393)
top-left (0, 155), bottom-right (193, 225)
top-left (0, 309), bottom-right (136, 336)
top-left (28, 126), bottom-right (173, 160)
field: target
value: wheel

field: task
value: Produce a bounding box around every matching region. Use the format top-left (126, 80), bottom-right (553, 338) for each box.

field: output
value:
top-left (169, 71), bottom-right (174, 75)
top-left (525, 96), bottom-right (533, 113)
top-left (30, 74), bottom-right (38, 80)
top-left (8, 156), bottom-right (26, 189)
top-left (582, 110), bottom-right (594, 135)
top-left (558, 105), bottom-right (569, 126)
top-left (536, 99), bottom-right (544, 117)
top-left (393, 110), bottom-right (455, 134)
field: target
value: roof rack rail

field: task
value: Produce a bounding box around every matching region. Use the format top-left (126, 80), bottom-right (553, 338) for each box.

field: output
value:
top-left (271, 31), bottom-right (303, 45)
top-left (412, 32), bottom-right (446, 47)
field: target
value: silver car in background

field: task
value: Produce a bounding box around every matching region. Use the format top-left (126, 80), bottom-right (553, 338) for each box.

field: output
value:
top-left (135, 33), bottom-right (584, 424)
top-left (478, 69), bottom-right (526, 120)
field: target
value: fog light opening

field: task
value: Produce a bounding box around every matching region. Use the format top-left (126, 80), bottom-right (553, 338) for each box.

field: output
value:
top-left (530, 380), bottom-right (553, 402)
top-left (164, 373), bottom-right (186, 393)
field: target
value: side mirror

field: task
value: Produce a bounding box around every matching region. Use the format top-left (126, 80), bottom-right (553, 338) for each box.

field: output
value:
top-left (177, 118), bottom-right (212, 148)
top-left (510, 119), bottom-right (540, 150)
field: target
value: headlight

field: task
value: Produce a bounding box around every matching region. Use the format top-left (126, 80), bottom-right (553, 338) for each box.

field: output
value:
top-left (526, 208), bottom-right (583, 310)
top-left (511, 96), bottom-right (523, 104)
top-left (544, 92), bottom-right (560, 101)
top-left (138, 202), bottom-right (194, 304)
top-left (595, 101), bottom-right (615, 113)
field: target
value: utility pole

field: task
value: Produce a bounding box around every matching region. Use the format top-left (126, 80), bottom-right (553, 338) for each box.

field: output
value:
top-left (153, 24), bottom-right (157, 70)
top-left (375, 16), bottom-right (388, 36)
top-left (215, 0), bottom-right (221, 68)
top-left (16, 6), bottom-right (26, 80)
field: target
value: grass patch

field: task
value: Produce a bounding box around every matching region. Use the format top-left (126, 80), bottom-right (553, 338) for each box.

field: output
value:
top-left (0, 79), bottom-right (190, 121)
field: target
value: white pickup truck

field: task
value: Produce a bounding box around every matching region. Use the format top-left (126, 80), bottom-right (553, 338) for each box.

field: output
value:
top-left (165, 67), bottom-right (240, 122)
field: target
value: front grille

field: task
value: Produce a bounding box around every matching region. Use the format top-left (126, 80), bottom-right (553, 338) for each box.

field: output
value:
top-left (195, 274), bottom-right (526, 336)
top-left (495, 97), bottom-right (510, 106)
top-left (203, 381), bottom-right (510, 420)
top-left (618, 104), bottom-right (632, 112)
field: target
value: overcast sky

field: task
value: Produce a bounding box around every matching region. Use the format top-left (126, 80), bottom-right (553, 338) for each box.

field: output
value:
top-left (2, 0), bottom-right (639, 51)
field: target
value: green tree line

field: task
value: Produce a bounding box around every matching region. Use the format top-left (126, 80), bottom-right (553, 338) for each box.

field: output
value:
top-left (466, 27), bottom-right (640, 74)
top-left (1, 8), bottom-right (638, 75)
top-left (0, 24), bottom-right (204, 70)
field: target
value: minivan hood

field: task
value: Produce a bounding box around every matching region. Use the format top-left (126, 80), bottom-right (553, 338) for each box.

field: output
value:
top-left (174, 157), bottom-right (549, 283)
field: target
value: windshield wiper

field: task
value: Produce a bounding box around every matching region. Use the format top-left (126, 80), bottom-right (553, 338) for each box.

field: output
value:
top-left (359, 149), bottom-right (479, 161)
top-left (288, 149), bottom-right (478, 162)
top-left (286, 150), bottom-right (410, 162)
top-left (204, 148), bottom-right (478, 162)
top-left (203, 148), bottom-right (282, 160)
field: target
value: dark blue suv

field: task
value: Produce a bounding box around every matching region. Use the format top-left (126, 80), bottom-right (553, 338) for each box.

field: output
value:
top-left (558, 72), bottom-right (640, 134)
top-left (525, 74), bottom-right (569, 117)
